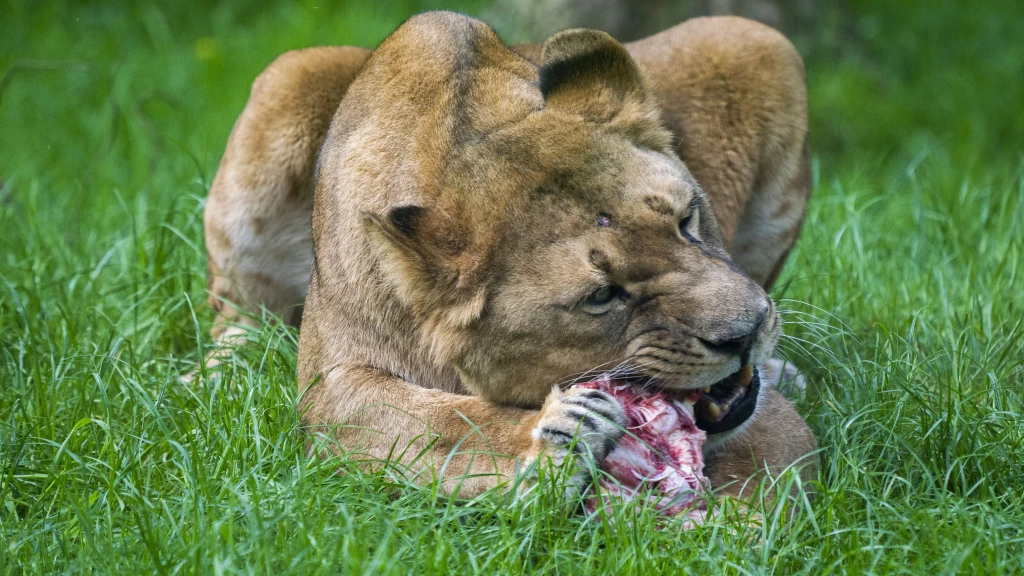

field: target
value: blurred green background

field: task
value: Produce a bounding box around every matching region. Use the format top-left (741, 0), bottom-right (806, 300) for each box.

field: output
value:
top-left (2, 0), bottom-right (1023, 573)
top-left (3, 0), bottom-right (1023, 191)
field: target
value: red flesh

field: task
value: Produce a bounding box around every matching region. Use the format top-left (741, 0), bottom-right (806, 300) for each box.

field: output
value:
top-left (575, 378), bottom-right (709, 526)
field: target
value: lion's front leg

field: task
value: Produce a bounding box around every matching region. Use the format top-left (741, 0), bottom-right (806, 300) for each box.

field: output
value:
top-left (703, 386), bottom-right (818, 503)
top-left (299, 366), bottom-right (625, 498)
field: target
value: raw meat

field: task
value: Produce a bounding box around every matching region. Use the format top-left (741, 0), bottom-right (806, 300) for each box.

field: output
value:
top-left (575, 378), bottom-right (709, 526)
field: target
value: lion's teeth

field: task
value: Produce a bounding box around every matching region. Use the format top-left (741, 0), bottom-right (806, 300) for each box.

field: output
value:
top-left (702, 387), bottom-right (711, 393)
top-left (705, 401), bottom-right (721, 421)
top-left (737, 365), bottom-right (754, 386)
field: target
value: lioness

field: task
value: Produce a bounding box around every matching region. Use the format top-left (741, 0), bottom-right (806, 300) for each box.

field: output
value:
top-left (204, 12), bottom-right (817, 502)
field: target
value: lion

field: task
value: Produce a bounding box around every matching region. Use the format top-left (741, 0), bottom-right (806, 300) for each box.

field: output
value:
top-left (203, 12), bottom-right (818, 503)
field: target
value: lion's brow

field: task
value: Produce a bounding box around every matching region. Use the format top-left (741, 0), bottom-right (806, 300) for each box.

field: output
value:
top-left (588, 249), bottom-right (612, 272)
top-left (642, 195), bottom-right (676, 216)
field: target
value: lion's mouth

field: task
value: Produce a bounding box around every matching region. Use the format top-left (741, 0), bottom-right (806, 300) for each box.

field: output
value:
top-left (686, 365), bottom-right (760, 435)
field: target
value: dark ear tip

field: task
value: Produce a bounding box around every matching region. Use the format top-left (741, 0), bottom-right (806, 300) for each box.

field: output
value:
top-left (540, 28), bottom-right (620, 65)
top-left (388, 205), bottom-right (426, 236)
top-left (538, 28), bottom-right (638, 99)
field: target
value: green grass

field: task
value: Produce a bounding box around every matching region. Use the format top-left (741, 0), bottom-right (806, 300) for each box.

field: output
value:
top-left (2, 0), bottom-right (1023, 573)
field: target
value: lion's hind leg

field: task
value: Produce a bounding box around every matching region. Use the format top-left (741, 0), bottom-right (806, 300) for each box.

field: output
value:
top-left (202, 46), bottom-right (370, 364)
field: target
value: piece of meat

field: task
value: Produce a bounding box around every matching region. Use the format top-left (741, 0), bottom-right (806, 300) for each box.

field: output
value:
top-left (574, 378), bottom-right (708, 526)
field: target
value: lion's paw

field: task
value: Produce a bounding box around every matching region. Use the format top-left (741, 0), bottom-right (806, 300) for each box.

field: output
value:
top-left (527, 386), bottom-right (626, 493)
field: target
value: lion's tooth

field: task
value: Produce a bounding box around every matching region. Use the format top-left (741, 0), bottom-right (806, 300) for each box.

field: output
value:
top-left (705, 401), bottom-right (721, 421)
top-left (702, 386), bottom-right (711, 393)
top-left (737, 365), bottom-right (754, 386)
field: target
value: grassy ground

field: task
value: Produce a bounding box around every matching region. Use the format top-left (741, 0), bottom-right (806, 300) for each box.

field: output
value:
top-left (2, 0), bottom-right (1023, 573)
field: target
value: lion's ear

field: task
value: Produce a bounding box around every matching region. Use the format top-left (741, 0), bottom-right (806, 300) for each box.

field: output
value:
top-left (539, 29), bottom-right (650, 122)
top-left (364, 205), bottom-right (428, 257)
top-left (362, 205), bottom-right (487, 359)
top-left (362, 206), bottom-right (437, 305)
top-left (361, 205), bottom-right (479, 309)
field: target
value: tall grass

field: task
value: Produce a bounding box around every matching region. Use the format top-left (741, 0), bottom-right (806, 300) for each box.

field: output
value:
top-left (2, 0), bottom-right (1023, 573)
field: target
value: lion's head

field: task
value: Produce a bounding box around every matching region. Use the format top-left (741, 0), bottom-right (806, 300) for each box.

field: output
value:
top-left (327, 13), bottom-right (779, 433)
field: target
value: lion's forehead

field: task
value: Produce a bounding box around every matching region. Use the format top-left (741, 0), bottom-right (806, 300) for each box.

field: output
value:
top-left (465, 67), bottom-right (543, 134)
top-left (460, 125), bottom-right (683, 196)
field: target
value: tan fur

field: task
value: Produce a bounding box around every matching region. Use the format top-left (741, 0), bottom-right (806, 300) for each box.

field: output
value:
top-left (204, 46), bottom-right (369, 338)
top-left (204, 13), bottom-right (817, 503)
top-left (705, 386), bottom-right (818, 499)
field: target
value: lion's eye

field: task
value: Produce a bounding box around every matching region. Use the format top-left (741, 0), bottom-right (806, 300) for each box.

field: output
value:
top-left (581, 285), bottom-right (619, 313)
top-left (588, 286), bottom-right (614, 305)
top-left (679, 208), bottom-right (701, 242)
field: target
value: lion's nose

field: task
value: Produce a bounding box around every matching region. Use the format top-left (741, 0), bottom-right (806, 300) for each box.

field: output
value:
top-left (697, 298), bottom-right (769, 357)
